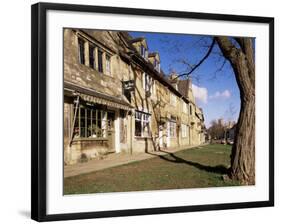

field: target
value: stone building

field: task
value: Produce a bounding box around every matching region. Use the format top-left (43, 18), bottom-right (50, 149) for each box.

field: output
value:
top-left (63, 29), bottom-right (205, 165)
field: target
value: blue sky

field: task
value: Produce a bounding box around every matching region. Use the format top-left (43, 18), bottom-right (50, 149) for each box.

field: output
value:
top-left (129, 31), bottom-right (241, 127)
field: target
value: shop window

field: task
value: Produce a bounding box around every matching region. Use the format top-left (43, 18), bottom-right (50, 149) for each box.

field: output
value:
top-left (73, 106), bottom-right (108, 139)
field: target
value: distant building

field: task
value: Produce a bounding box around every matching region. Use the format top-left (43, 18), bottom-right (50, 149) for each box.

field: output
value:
top-left (63, 29), bottom-right (206, 164)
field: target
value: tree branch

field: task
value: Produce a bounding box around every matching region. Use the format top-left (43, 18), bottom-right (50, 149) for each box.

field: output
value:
top-left (172, 38), bottom-right (216, 80)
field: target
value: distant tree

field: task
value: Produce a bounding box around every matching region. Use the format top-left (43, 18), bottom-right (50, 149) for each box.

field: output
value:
top-left (208, 119), bottom-right (225, 140)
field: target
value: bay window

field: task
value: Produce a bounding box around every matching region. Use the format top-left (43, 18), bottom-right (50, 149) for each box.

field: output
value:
top-left (73, 106), bottom-right (108, 139)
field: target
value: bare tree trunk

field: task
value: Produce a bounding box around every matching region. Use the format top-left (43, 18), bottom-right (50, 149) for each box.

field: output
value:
top-left (215, 37), bottom-right (255, 185)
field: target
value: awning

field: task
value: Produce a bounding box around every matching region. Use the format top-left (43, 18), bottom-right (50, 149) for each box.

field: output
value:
top-left (64, 81), bottom-right (133, 111)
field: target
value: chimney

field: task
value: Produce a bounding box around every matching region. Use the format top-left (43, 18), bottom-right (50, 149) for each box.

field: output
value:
top-left (187, 77), bottom-right (192, 89)
top-left (169, 72), bottom-right (179, 89)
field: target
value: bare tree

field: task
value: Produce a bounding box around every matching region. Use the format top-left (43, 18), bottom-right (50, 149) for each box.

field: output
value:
top-left (173, 36), bottom-right (255, 185)
top-left (215, 37), bottom-right (255, 185)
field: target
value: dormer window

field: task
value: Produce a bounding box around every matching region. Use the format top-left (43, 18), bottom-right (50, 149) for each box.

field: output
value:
top-left (140, 45), bottom-right (147, 59)
top-left (154, 60), bottom-right (160, 73)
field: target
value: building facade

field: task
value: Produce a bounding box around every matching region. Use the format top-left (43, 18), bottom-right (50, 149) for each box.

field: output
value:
top-left (63, 29), bottom-right (205, 165)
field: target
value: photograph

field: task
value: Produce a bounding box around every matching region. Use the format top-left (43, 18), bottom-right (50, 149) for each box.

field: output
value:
top-left (63, 28), bottom-right (255, 195)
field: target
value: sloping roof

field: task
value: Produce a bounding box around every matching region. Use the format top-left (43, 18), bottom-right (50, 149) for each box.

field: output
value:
top-left (129, 37), bottom-right (146, 43)
top-left (119, 31), bottom-right (194, 105)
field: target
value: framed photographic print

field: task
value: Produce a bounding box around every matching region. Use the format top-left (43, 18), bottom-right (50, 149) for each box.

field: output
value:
top-left (31, 2), bottom-right (274, 222)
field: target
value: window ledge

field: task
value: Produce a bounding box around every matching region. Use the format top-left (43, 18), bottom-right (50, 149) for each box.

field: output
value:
top-left (73, 138), bottom-right (108, 142)
top-left (134, 136), bottom-right (152, 140)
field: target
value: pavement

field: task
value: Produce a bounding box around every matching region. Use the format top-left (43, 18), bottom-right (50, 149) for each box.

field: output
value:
top-left (64, 144), bottom-right (206, 178)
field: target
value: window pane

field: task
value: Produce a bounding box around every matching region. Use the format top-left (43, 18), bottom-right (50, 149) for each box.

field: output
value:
top-left (89, 45), bottom-right (95, 69)
top-left (98, 50), bottom-right (103, 73)
top-left (97, 110), bottom-right (102, 137)
top-left (73, 108), bottom-right (80, 138)
top-left (80, 108), bottom-right (86, 137)
top-left (78, 38), bottom-right (85, 65)
top-left (106, 55), bottom-right (110, 75)
top-left (101, 111), bottom-right (107, 137)
top-left (86, 109), bottom-right (91, 137)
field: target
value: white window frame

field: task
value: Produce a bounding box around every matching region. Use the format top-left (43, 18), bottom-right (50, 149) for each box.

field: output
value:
top-left (105, 54), bottom-right (111, 76)
top-left (135, 111), bottom-right (151, 137)
top-left (168, 117), bottom-right (177, 138)
top-left (143, 73), bottom-right (153, 96)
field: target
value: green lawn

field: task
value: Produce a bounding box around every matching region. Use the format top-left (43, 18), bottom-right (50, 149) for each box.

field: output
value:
top-left (64, 144), bottom-right (240, 195)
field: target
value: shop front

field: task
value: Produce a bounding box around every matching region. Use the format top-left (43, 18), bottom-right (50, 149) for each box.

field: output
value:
top-left (64, 82), bottom-right (132, 164)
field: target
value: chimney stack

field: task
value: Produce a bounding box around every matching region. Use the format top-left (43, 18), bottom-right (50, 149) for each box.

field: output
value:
top-left (187, 77), bottom-right (192, 89)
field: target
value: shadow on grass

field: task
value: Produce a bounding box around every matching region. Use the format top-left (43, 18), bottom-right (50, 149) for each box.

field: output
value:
top-left (147, 150), bottom-right (229, 175)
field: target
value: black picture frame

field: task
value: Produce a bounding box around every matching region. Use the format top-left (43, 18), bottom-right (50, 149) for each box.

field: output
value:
top-left (31, 2), bottom-right (274, 222)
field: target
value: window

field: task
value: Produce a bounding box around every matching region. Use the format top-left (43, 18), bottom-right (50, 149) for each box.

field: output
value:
top-left (181, 124), bottom-right (189, 138)
top-left (143, 73), bottom-right (153, 96)
top-left (140, 45), bottom-right (146, 58)
top-left (89, 45), bottom-right (96, 69)
top-left (98, 50), bottom-right (103, 73)
top-left (135, 111), bottom-right (151, 137)
top-left (190, 104), bottom-right (193, 115)
top-left (170, 93), bottom-right (177, 106)
top-left (78, 38), bottom-right (85, 65)
top-left (154, 60), bottom-right (160, 73)
top-left (73, 106), bottom-right (108, 139)
top-left (168, 117), bottom-right (177, 138)
top-left (105, 54), bottom-right (111, 75)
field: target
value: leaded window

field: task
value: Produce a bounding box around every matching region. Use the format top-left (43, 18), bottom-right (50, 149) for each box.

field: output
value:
top-left (98, 50), bottom-right (103, 73)
top-left (73, 106), bottom-right (108, 139)
top-left (78, 38), bottom-right (85, 65)
top-left (89, 45), bottom-right (96, 69)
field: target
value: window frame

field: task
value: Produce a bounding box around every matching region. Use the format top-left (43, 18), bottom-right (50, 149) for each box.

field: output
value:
top-left (168, 117), bottom-right (177, 138)
top-left (97, 49), bottom-right (103, 73)
top-left (73, 105), bottom-right (108, 140)
top-left (78, 37), bottom-right (85, 65)
top-left (105, 54), bottom-right (111, 76)
top-left (89, 44), bottom-right (96, 69)
top-left (135, 110), bottom-right (151, 137)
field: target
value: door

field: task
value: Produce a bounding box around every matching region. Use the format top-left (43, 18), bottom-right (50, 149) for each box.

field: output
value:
top-left (107, 111), bottom-right (115, 152)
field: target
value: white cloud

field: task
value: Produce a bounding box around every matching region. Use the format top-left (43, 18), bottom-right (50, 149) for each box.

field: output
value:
top-left (192, 84), bottom-right (208, 104)
top-left (209, 90), bottom-right (231, 100)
